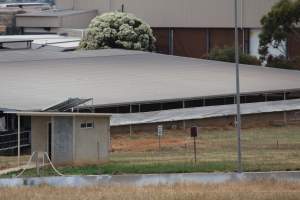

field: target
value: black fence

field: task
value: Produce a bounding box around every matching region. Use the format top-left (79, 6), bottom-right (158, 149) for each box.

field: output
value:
top-left (0, 130), bottom-right (31, 156)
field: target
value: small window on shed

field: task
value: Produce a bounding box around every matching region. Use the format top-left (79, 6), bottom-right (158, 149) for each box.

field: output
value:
top-left (86, 122), bottom-right (94, 128)
top-left (80, 123), bottom-right (87, 128)
top-left (80, 121), bottom-right (94, 129)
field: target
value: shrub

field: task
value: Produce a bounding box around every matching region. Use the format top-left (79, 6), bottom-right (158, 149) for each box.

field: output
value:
top-left (207, 47), bottom-right (261, 65)
top-left (79, 12), bottom-right (156, 51)
top-left (266, 55), bottom-right (300, 70)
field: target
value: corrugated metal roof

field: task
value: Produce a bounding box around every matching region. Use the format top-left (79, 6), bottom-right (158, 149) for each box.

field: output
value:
top-left (17, 9), bottom-right (95, 17)
top-left (0, 34), bottom-right (81, 51)
top-left (111, 99), bottom-right (300, 126)
top-left (1, 49), bottom-right (300, 111)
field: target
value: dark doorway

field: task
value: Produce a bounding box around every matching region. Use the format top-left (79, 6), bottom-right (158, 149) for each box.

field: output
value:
top-left (48, 123), bottom-right (52, 160)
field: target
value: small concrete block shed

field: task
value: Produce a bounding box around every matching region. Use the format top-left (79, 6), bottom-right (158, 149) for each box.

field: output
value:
top-left (15, 112), bottom-right (111, 165)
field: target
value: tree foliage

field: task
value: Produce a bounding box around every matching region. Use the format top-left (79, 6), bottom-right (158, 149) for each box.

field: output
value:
top-left (259, 0), bottom-right (300, 61)
top-left (79, 12), bottom-right (156, 51)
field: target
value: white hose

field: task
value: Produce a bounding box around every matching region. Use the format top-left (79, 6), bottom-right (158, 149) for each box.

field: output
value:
top-left (15, 151), bottom-right (64, 178)
top-left (44, 152), bottom-right (64, 176)
top-left (15, 152), bottom-right (36, 178)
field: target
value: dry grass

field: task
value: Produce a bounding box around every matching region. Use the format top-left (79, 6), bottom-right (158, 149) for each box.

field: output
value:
top-left (1, 125), bottom-right (300, 174)
top-left (0, 181), bottom-right (299, 200)
top-left (0, 155), bottom-right (29, 170)
top-left (110, 125), bottom-right (300, 171)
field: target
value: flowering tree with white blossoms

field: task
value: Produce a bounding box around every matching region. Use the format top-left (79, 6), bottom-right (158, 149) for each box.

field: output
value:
top-left (79, 12), bottom-right (156, 51)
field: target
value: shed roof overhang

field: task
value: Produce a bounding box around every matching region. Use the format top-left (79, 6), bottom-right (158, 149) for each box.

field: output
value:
top-left (4, 111), bottom-right (111, 117)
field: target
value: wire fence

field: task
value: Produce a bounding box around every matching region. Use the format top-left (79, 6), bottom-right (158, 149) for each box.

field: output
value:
top-left (109, 121), bottom-right (300, 173)
top-left (0, 131), bottom-right (31, 154)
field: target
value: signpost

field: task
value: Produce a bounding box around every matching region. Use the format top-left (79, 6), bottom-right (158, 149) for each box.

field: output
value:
top-left (157, 125), bottom-right (163, 151)
top-left (190, 127), bottom-right (198, 163)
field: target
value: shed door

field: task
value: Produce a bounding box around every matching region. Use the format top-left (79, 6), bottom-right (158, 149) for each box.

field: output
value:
top-left (52, 117), bottom-right (73, 164)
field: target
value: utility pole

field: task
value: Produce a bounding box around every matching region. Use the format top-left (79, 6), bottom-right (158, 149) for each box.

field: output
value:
top-left (235, 0), bottom-right (242, 173)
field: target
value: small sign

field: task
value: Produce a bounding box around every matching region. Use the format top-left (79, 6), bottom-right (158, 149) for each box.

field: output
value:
top-left (190, 127), bottom-right (198, 137)
top-left (157, 125), bottom-right (163, 136)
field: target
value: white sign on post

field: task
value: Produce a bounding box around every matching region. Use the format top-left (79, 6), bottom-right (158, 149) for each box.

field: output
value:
top-left (157, 125), bottom-right (163, 136)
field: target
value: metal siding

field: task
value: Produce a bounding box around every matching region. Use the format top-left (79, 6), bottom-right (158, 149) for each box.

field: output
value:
top-left (110, 0), bottom-right (279, 28)
top-left (53, 116), bottom-right (73, 164)
top-left (56, 0), bottom-right (279, 27)
top-left (152, 28), bottom-right (170, 55)
top-left (173, 28), bottom-right (207, 58)
top-left (288, 31), bottom-right (300, 59)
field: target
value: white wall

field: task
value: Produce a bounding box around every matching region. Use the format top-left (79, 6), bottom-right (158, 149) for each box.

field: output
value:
top-left (112, 0), bottom-right (279, 28)
top-left (56, 0), bottom-right (279, 28)
top-left (250, 28), bottom-right (286, 58)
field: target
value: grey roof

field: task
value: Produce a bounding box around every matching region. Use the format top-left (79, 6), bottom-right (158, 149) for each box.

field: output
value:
top-left (1, 49), bottom-right (300, 111)
top-left (0, 48), bottom-right (143, 62)
top-left (0, 38), bottom-right (33, 43)
top-left (111, 99), bottom-right (300, 126)
top-left (0, 34), bottom-right (81, 52)
top-left (17, 9), bottom-right (96, 17)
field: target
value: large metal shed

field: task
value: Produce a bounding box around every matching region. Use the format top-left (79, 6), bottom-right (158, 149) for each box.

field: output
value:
top-left (1, 49), bottom-right (300, 111)
top-left (6, 112), bottom-right (111, 165)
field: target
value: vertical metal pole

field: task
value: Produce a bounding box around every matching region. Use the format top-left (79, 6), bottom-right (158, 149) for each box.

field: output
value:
top-left (283, 92), bottom-right (287, 125)
top-left (169, 28), bottom-right (174, 55)
top-left (235, 0), bottom-right (242, 173)
top-left (193, 137), bottom-right (197, 163)
top-left (129, 104), bottom-right (132, 136)
top-left (158, 135), bottom-right (161, 151)
top-left (109, 0), bottom-right (112, 11)
top-left (17, 115), bottom-right (20, 167)
top-left (206, 28), bottom-right (210, 54)
top-left (182, 100), bottom-right (186, 130)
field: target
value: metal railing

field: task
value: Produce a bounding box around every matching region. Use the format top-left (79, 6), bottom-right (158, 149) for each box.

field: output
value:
top-left (0, 130), bottom-right (31, 152)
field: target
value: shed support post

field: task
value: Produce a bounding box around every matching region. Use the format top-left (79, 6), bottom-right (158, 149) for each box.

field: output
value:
top-left (283, 92), bottom-right (287, 125)
top-left (17, 115), bottom-right (20, 167)
top-left (129, 104), bottom-right (132, 136)
top-left (206, 28), bottom-right (210, 54)
top-left (169, 28), bottom-right (174, 55)
top-left (182, 101), bottom-right (186, 130)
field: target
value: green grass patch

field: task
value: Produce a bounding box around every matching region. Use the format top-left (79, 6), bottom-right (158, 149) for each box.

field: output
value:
top-left (2, 160), bottom-right (300, 178)
top-left (2, 161), bottom-right (238, 178)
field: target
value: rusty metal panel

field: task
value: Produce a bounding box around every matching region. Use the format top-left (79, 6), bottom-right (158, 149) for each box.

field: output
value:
top-left (288, 32), bottom-right (300, 59)
top-left (153, 28), bottom-right (170, 55)
top-left (173, 28), bottom-right (207, 58)
top-left (209, 28), bottom-right (245, 50)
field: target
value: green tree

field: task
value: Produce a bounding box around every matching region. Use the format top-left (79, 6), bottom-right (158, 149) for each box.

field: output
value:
top-left (259, 0), bottom-right (300, 61)
top-left (80, 12), bottom-right (156, 51)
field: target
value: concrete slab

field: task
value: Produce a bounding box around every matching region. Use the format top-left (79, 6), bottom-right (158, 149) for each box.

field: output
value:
top-left (0, 171), bottom-right (300, 187)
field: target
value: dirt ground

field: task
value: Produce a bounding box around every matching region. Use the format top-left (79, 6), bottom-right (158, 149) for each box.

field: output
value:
top-left (0, 181), bottom-right (299, 200)
top-left (0, 155), bottom-right (29, 171)
top-left (112, 130), bottom-right (190, 152)
top-left (109, 125), bottom-right (300, 170)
